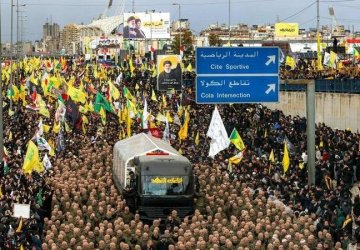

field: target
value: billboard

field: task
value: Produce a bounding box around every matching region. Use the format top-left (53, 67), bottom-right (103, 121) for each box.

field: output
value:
top-left (275, 23), bottom-right (299, 37)
top-left (123, 12), bottom-right (170, 40)
top-left (157, 55), bottom-right (182, 91)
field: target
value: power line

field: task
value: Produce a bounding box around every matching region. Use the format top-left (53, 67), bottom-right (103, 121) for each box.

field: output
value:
top-left (279, 1), bottom-right (317, 22)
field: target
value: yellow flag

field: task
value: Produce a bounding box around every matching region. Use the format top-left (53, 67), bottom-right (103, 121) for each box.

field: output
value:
top-left (178, 110), bottom-right (190, 140)
top-left (16, 218), bottom-right (23, 233)
top-left (64, 121), bottom-right (71, 132)
top-left (99, 106), bottom-right (106, 125)
top-left (152, 66), bottom-right (157, 78)
top-left (81, 122), bottom-right (87, 134)
top-left (151, 89), bottom-right (157, 102)
top-left (39, 105), bottom-right (50, 118)
top-left (177, 105), bottom-right (184, 117)
top-left (195, 131), bottom-right (200, 146)
top-left (20, 245), bottom-right (25, 250)
top-left (0, 186), bottom-right (3, 197)
top-left (186, 63), bottom-right (193, 72)
top-left (19, 85), bottom-right (27, 106)
top-left (329, 51), bottom-right (337, 68)
top-left (121, 106), bottom-right (128, 123)
top-left (82, 115), bottom-right (88, 134)
top-left (43, 124), bottom-right (51, 133)
top-left (162, 94), bottom-right (167, 108)
top-left (23, 141), bottom-right (44, 174)
top-left (316, 32), bottom-right (323, 71)
top-left (108, 81), bottom-right (120, 100)
top-left (129, 58), bottom-right (135, 75)
top-left (53, 122), bottom-right (61, 134)
top-left (166, 111), bottom-right (173, 123)
top-left (282, 142), bottom-right (290, 174)
top-left (269, 149), bottom-right (275, 162)
top-left (285, 56), bottom-right (296, 70)
top-left (228, 151), bottom-right (243, 165)
top-left (299, 162), bottom-right (304, 170)
top-left (126, 108), bottom-right (132, 137)
top-left (67, 85), bottom-right (86, 104)
top-left (135, 83), bottom-right (140, 90)
top-left (30, 73), bottom-right (38, 85)
top-left (11, 85), bottom-right (20, 102)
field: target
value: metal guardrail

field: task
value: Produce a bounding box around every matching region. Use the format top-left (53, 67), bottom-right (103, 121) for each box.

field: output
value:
top-left (280, 79), bottom-right (360, 94)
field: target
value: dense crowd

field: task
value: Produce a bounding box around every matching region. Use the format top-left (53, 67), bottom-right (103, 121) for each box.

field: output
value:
top-left (0, 56), bottom-right (359, 250)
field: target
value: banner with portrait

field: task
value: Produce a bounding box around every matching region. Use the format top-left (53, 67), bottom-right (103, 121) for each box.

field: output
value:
top-left (157, 55), bottom-right (182, 91)
top-left (123, 12), bottom-right (170, 40)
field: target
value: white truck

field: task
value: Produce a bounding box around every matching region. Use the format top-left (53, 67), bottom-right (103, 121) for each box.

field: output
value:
top-left (112, 133), bottom-right (195, 220)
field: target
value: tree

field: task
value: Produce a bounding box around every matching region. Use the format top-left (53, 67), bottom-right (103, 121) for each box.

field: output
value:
top-left (172, 30), bottom-right (194, 55)
top-left (208, 33), bottom-right (222, 47)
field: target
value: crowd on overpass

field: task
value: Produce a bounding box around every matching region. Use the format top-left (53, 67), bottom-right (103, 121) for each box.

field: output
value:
top-left (0, 56), bottom-right (359, 249)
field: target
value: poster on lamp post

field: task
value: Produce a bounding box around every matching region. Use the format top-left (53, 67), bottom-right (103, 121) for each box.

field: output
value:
top-left (123, 12), bottom-right (170, 40)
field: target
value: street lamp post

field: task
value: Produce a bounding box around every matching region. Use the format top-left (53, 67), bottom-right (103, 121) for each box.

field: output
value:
top-left (16, 3), bottom-right (25, 77)
top-left (172, 3), bottom-right (181, 54)
top-left (20, 15), bottom-right (27, 57)
top-left (9, 0), bottom-right (14, 110)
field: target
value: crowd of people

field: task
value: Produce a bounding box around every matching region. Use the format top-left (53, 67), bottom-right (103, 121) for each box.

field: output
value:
top-left (0, 55), bottom-right (359, 249)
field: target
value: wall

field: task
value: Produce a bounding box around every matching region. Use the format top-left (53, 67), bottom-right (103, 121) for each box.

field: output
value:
top-left (264, 92), bottom-right (360, 131)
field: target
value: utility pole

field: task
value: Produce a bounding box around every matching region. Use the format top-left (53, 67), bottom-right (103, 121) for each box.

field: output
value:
top-left (317, 0), bottom-right (320, 34)
top-left (9, 0), bottom-right (14, 110)
top-left (16, 0), bottom-right (19, 82)
top-left (0, 0), bottom-right (4, 160)
top-left (172, 3), bottom-right (181, 53)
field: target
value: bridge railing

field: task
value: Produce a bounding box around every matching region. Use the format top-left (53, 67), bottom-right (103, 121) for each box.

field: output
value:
top-left (280, 78), bottom-right (360, 93)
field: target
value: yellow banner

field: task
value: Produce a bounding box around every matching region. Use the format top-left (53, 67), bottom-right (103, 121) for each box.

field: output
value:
top-left (275, 23), bottom-right (299, 37)
top-left (151, 177), bottom-right (183, 184)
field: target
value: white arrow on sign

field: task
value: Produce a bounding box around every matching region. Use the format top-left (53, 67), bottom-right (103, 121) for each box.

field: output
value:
top-left (265, 84), bottom-right (276, 94)
top-left (265, 55), bottom-right (276, 66)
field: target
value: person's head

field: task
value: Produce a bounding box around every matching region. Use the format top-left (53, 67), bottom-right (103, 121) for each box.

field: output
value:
top-left (135, 18), bottom-right (142, 28)
top-left (163, 60), bottom-right (172, 73)
top-left (127, 16), bottom-right (136, 28)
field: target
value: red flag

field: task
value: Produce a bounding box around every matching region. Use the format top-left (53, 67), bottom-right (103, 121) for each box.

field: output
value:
top-left (149, 128), bottom-right (162, 138)
top-left (31, 88), bottom-right (37, 104)
top-left (61, 93), bottom-right (69, 101)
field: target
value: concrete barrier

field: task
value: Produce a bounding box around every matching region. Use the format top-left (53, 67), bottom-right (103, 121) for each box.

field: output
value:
top-left (264, 92), bottom-right (360, 131)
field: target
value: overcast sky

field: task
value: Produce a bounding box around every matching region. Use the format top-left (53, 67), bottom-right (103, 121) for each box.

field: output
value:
top-left (1, 0), bottom-right (360, 42)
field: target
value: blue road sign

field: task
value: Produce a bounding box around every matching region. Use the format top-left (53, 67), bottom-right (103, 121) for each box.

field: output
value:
top-left (195, 47), bottom-right (279, 104)
top-left (196, 76), bottom-right (279, 103)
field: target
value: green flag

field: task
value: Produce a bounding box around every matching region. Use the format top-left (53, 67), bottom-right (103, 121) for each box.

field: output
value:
top-left (3, 161), bottom-right (9, 175)
top-left (229, 128), bottom-right (245, 151)
top-left (93, 92), bottom-right (113, 113)
top-left (37, 188), bottom-right (43, 206)
top-left (123, 86), bottom-right (134, 100)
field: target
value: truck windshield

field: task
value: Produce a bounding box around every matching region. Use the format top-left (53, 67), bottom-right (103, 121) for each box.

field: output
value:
top-left (142, 176), bottom-right (193, 195)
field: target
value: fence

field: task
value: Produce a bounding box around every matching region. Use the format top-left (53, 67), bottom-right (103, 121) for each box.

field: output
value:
top-left (280, 79), bottom-right (360, 93)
